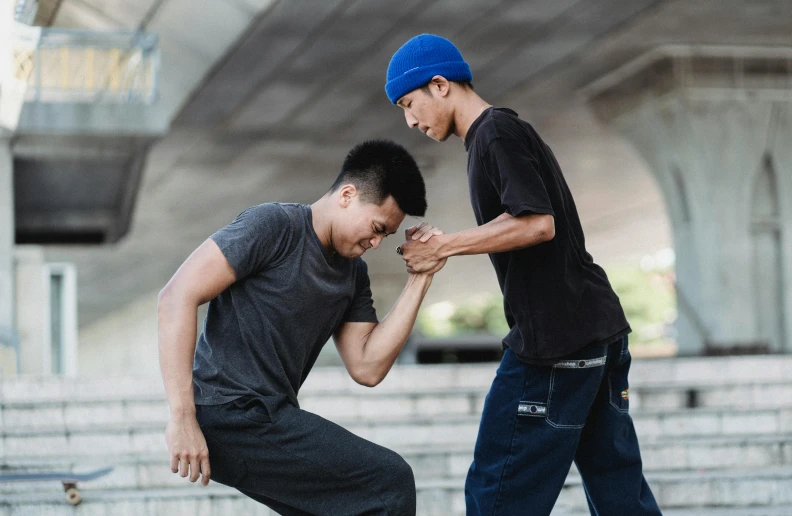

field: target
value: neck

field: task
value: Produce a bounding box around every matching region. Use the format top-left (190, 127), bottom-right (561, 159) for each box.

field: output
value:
top-left (310, 196), bottom-right (334, 252)
top-left (453, 92), bottom-right (492, 140)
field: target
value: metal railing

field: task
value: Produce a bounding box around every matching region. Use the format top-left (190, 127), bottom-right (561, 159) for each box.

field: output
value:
top-left (11, 27), bottom-right (159, 104)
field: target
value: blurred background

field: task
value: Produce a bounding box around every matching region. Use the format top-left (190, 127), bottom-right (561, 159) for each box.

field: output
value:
top-left (0, 0), bottom-right (790, 514)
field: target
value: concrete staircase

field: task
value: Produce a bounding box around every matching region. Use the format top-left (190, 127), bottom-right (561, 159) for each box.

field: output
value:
top-left (1, 355), bottom-right (791, 515)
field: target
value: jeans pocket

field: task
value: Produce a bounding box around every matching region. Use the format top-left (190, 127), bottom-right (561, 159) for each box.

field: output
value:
top-left (547, 354), bottom-right (607, 428)
top-left (608, 341), bottom-right (632, 413)
top-left (233, 396), bottom-right (276, 426)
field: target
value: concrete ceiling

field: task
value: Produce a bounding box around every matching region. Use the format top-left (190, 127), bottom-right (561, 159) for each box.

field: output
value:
top-left (38, 0), bottom-right (792, 327)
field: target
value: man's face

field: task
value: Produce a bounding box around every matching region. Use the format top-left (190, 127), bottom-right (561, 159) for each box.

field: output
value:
top-left (396, 86), bottom-right (454, 142)
top-left (333, 191), bottom-right (405, 259)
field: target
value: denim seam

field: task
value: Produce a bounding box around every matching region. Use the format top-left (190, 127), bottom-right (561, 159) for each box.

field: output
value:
top-left (491, 383), bottom-right (529, 516)
top-left (546, 368), bottom-right (585, 429)
top-left (581, 481), bottom-right (601, 516)
top-left (608, 373), bottom-right (630, 414)
top-left (546, 364), bottom-right (606, 429)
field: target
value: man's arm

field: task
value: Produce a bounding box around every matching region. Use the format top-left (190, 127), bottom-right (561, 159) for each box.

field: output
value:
top-left (400, 212), bottom-right (554, 273)
top-left (333, 272), bottom-right (436, 387)
top-left (158, 238), bottom-right (236, 486)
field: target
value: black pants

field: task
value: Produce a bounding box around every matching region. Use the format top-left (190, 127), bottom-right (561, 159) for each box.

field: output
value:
top-left (196, 395), bottom-right (416, 516)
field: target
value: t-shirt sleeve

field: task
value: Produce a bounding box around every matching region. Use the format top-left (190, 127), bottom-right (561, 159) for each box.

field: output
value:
top-left (210, 203), bottom-right (292, 280)
top-left (484, 137), bottom-right (555, 217)
top-left (343, 260), bottom-right (379, 323)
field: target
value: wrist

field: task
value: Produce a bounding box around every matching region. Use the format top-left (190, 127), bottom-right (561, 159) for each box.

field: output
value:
top-left (169, 403), bottom-right (196, 419)
top-left (436, 233), bottom-right (456, 259)
top-left (407, 272), bottom-right (433, 287)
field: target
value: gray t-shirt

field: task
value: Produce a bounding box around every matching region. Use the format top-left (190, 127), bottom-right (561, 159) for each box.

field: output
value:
top-left (192, 203), bottom-right (378, 406)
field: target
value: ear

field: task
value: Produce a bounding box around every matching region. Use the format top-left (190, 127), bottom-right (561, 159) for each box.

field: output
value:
top-left (429, 75), bottom-right (451, 98)
top-left (336, 184), bottom-right (358, 207)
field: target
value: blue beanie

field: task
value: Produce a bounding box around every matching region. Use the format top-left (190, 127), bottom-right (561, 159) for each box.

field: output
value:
top-left (385, 34), bottom-right (472, 104)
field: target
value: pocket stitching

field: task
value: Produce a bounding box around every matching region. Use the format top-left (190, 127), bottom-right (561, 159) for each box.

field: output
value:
top-left (608, 372), bottom-right (631, 414)
top-left (233, 399), bottom-right (275, 427)
top-left (547, 361), bottom-right (606, 429)
top-left (493, 376), bottom-right (532, 512)
top-left (239, 412), bottom-right (272, 425)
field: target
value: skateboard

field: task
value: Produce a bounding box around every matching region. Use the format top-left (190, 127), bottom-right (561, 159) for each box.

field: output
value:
top-left (0, 466), bottom-right (113, 505)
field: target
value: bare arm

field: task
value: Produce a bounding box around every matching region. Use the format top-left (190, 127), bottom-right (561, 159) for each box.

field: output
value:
top-left (158, 238), bottom-right (236, 485)
top-left (400, 213), bottom-right (554, 273)
top-left (333, 273), bottom-right (436, 387)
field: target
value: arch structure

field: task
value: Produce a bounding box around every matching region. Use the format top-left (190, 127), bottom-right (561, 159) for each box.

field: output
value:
top-left (584, 45), bottom-right (792, 355)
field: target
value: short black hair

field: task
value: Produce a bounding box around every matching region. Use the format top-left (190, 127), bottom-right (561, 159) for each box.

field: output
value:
top-left (420, 80), bottom-right (474, 95)
top-left (330, 139), bottom-right (427, 217)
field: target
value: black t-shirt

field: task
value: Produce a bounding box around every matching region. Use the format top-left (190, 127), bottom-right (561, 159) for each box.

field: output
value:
top-left (192, 203), bottom-right (378, 406)
top-left (465, 108), bottom-right (630, 363)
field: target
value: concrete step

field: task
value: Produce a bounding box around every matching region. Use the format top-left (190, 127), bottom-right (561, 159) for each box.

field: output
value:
top-left (2, 434), bottom-right (791, 493)
top-left (638, 508), bottom-right (792, 516)
top-left (0, 485), bottom-right (274, 516)
top-left (301, 355), bottom-right (792, 395)
top-left (2, 380), bottom-right (791, 432)
top-left (406, 434), bottom-right (792, 479)
top-left (2, 406), bottom-right (791, 459)
top-left (300, 380), bottom-right (792, 419)
top-left (2, 354), bottom-right (792, 404)
top-left (555, 509), bottom-right (792, 516)
top-left (3, 380), bottom-right (791, 433)
top-left (419, 466), bottom-right (792, 513)
top-left (343, 407), bottom-right (792, 448)
top-left (273, 354), bottom-right (792, 392)
top-left (2, 467), bottom-right (791, 515)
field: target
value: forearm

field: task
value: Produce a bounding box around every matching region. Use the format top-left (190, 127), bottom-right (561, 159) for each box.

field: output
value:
top-left (357, 274), bottom-right (433, 384)
top-left (158, 293), bottom-right (199, 418)
top-left (438, 213), bottom-right (553, 257)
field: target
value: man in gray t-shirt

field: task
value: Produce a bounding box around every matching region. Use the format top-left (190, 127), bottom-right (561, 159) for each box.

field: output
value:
top-left (158, 140), bottom-right (445, 515)
top-left (192, 202), bottom-right (380, 409)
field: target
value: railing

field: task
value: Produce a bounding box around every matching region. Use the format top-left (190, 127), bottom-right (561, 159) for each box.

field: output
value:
top-left (10, 27), bottom-right (159, 104)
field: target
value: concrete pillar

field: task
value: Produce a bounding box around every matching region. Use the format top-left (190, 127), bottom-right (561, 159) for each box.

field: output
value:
top-left (586, 47), bottom-right (792, 355)
top-left (14, 246), bottom-right (46, 374)
top-left (0, 137), bottom-right (13, 331)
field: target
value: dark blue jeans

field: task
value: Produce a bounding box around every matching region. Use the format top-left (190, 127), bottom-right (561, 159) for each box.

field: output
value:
top-left (465, 336), bottom-right (662, 515)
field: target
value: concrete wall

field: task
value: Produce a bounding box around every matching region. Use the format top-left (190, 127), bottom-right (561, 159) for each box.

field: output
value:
top-left (78, 290), bottom-right (161, 376)
top-left (595, 52), bottom-right (792, 354)
top-left (14, 246), bottom-right (47, 374)
top-left (0, 138), bottom-right (13, 330)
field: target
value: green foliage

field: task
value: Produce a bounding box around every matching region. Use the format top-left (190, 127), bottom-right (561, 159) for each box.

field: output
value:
top-left (604, 263), bottom-right (676, 346)
top-left (418, 294), bottom-right (508, 337)
top-left (418, 261), bottom-right (677, 347)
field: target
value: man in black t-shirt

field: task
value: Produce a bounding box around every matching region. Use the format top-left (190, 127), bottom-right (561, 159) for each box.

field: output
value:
top-left (385, 35), bottom-right (662, 515)
top-left (158, 140), bottom-right (446, 515)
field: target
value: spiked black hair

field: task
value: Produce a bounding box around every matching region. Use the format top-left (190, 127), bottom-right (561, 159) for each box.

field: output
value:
top-left (330, 139), bottom-right (427, 216)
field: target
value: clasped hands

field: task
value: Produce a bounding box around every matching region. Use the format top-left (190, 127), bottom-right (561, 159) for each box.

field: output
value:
top-left (397, 222), bottom-right (448, 275)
